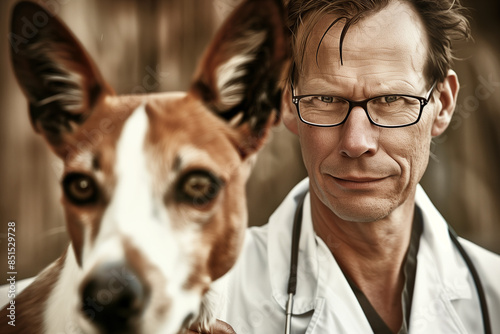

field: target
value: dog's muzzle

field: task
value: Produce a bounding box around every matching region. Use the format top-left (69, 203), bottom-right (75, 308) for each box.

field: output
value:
top-left (80, 262), bottom-right (149, 334)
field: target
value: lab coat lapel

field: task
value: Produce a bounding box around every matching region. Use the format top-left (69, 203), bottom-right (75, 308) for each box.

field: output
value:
top-left (409, 185), bottom-right (472, 333)
top-left (309, 235), bottom-right (374, 333)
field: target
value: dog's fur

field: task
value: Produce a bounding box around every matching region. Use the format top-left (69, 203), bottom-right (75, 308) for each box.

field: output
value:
top-left (1, 0), bottom-right (288, 333)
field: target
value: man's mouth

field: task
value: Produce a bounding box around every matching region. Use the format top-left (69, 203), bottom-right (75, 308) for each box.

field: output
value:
top-left (330, 175), bottom-right (390, 190)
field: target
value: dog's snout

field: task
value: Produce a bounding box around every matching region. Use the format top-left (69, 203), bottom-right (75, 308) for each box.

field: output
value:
top-left (81, 263), bottom-right (149, 333)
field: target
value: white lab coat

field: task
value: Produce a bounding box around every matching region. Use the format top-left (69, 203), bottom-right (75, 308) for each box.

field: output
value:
top-left (213, 178), bottom-right (500, 334)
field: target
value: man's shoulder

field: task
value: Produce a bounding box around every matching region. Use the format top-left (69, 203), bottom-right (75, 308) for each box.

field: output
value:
top-left (237, 223), bottom-right (267, 251)
top-left (227, 225), bottom-right (270, 276)
top-left (417, 185), bottom-right (500, 281)
top-left (459, 238), bottom-right (500, 274)
top-left (458, 238), bottom-right (500, 301)
top-left (241, 178), bottom-right (310, 255)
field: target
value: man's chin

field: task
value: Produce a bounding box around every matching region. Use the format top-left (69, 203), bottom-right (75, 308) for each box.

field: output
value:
top-left (328, 198), bottom-right (397, 223)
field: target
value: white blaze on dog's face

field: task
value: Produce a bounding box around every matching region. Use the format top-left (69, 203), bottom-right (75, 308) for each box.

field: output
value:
top-left (9, 0), bottom-right (287, 333)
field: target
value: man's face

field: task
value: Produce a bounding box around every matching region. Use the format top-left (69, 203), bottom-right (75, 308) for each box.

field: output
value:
top-left (289, 1), bottom-right (446, 223)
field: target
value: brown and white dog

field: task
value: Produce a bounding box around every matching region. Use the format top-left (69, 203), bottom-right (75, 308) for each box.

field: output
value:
top-left (1, 0), bottom-right (287, 333)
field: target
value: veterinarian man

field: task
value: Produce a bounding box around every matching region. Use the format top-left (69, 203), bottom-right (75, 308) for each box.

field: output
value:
top-left (188, 0), bottom-right (500, 333)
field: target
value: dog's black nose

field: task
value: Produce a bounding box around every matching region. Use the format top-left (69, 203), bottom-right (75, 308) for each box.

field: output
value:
top-left (80, 263), bottom-right (149, 333)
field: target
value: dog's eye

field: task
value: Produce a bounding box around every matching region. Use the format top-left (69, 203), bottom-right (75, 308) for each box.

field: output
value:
top-left (178, 171), bottom-right (223, 206)
top-left (62, 173), bottom-right (98, 205)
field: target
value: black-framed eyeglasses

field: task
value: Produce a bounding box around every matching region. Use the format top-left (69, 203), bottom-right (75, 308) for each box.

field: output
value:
top-left (291, 82), bottom-right (437, 128)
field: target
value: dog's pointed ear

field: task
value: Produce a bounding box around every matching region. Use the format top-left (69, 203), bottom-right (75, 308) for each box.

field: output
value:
top-left (9, 1), bottom-right (111, 149)
top-left (190, 0), bottom-right (289, 159)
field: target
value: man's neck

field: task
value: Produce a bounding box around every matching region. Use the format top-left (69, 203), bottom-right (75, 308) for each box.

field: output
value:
top-left (310, 189), bottom-right (416, 332)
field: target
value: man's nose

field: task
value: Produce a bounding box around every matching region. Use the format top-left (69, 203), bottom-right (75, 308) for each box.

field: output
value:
top-left (339, 106), bottom-right (379, 158)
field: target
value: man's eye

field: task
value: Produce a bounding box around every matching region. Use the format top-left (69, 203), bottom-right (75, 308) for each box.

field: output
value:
top-left (307, 96), bottom-right (343, 104)
top-left (314, 96), bottom-right (343, 104)
top-left (383, 95), bottom-right (400, 103)
top-left (62, 173), bottom-right (99, 205)
top-left (320, 96), bottom-right (334, 103)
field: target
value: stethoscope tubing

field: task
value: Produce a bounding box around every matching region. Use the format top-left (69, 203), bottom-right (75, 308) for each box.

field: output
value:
top-left (284, 193), bottom-right (491, 334)
top-left (285, 194), bottom-right (304, 334)
top-left (448, 226), bottom-right (492, 334)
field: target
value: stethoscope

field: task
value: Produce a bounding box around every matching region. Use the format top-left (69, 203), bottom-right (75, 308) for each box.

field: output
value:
top-left (284, 193), bottom-right (492, 334)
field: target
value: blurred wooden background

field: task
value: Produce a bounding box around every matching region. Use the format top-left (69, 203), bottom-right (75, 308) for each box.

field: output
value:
top-left (0, 0), bottom-right (498, 282)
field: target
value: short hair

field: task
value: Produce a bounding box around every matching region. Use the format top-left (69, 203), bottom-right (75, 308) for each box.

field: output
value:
top-left (285, 0), bottom-right (471, 85)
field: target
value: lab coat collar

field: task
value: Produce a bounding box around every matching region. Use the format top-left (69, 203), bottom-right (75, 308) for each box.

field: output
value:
top-left (266, 179), bottom-right (473, 326)
top-left (414, 184), bottom-right (471, 300)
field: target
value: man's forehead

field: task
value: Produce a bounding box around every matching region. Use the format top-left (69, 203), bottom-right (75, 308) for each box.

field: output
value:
top-left (300, 1), bottom-right (428, 77)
